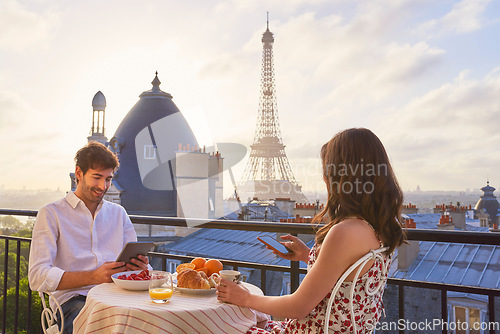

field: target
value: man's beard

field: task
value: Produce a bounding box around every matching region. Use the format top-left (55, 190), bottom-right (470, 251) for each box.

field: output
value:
top-left (89, 186), bottom-right (107, 201)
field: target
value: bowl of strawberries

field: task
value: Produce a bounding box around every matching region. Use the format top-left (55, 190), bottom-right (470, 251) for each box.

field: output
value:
top-left (111, 270), bottom-right (151, 290)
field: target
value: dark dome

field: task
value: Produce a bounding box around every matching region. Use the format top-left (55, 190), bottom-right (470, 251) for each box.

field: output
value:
top-left (474, 182), bottom-right (499, 221)
top-left (109, 73), bottom-right (197, 216)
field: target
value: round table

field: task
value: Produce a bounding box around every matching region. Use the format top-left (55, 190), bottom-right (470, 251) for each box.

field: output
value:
top-left (73, 282), bottom-right (269, 334)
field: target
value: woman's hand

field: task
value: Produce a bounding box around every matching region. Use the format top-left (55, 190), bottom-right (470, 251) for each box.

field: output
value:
top-left (270, 235), bottom-right (310, 263)
top-left (216, 278), bottom-right (250, 306)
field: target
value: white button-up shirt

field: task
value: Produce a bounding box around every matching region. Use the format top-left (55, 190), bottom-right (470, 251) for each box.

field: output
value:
top-left (28, 192), bottom-right (138, 307)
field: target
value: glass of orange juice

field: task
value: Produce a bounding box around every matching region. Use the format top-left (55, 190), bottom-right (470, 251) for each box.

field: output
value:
top-left (149, 271), bottom-right (173, 303)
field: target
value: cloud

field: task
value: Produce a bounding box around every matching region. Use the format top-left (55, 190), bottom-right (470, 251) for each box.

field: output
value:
top-left (214, 0), bottom-right (332, 16)
top-left (0, 89), bottom-right (64, 146)
top-left (276, 10), bottom-right (444, 90)
top-left (0, 88), bottom-right (71, 189)
top-left (346, 0), bottom-right (425, 37)
top-left (0, 91), bottom-right (27, 127)
top-left (382, 68), bottom-right (500, 189)
top-left (314, 41), bottom-right (444, 110)
top-left (0, 88), bottom-right (63, 131)
top-left (398, 70), bottom-right (500, 132)
top-left (0, 0), bottom-right (60, 51)
top-left (417, 0), bottom-right (491, 37)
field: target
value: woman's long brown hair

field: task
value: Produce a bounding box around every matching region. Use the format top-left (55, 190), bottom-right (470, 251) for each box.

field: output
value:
top-left (313, 128), bottom-right (405, 254)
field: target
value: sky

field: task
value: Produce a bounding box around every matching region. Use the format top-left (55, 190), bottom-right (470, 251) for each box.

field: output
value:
top-left (1, 0), bottom-right (499, 199)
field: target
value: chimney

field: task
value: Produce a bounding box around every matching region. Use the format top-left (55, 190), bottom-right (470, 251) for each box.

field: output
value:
top-left (398, 240), bottom-right (420, 270)
top-left (449, 211), bottom-right (466, 230)
top-left (398, 218), bottom-right (419, 269)
top-left (437, 213), bottom-right (454, 230)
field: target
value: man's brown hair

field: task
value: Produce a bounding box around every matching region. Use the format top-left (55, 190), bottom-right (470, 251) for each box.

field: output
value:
top-left (75, 141), bottom-right (119, 175)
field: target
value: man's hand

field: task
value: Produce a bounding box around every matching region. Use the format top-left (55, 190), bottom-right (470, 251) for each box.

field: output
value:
top-left (126, 255), bottom-right (149, 271)
top-left (56, 261), bottom-right (126, 290)
top-left (92, 262), bottom-right (127, 283)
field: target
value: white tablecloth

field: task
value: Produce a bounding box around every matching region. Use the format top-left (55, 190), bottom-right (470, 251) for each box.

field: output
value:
top-left (73, 282), bottom-right (269, 334)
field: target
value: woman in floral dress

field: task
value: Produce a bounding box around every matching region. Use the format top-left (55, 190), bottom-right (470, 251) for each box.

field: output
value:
top-left (216, 128), bottom-right (406, 333)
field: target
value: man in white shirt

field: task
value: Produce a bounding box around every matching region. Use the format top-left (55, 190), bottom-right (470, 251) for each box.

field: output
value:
top-left (28, 142), bottom-right (149, 334)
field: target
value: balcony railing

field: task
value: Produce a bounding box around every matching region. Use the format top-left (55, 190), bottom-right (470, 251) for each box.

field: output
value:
top-left (1, 208), bottom-right (500, 334)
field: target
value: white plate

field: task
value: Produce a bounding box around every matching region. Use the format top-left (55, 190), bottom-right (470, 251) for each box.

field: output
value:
top-left (111, 270), bottom-right (150, 291)
top-left (175, 286), bottom-right (216, 295)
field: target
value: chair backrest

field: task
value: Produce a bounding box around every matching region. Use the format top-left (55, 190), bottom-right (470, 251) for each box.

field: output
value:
top-left (39, 291), bottom-right (64, 334)
top-left (324, 247), bottom-right (390, 334)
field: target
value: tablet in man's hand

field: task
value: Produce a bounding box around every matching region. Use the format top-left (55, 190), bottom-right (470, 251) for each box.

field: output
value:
top-left (116, 241), bottom-right (155, 265)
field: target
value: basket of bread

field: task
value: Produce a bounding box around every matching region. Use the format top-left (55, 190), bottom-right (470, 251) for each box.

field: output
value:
top-left (175, 258), bottom-right (223, 294)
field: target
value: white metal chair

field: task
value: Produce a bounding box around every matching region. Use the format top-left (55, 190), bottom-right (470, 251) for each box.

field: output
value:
top-left (324, 247), bottom-right (390, 334)
top-left (39, 291), bottom-right (64, 334)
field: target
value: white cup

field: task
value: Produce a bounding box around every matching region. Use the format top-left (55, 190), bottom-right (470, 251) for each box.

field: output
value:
top-left (219, 270), bottom-right (242, 284)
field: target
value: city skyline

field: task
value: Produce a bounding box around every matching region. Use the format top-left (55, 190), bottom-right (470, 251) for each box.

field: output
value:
top-left (1, 0), bottom-right (499, 197)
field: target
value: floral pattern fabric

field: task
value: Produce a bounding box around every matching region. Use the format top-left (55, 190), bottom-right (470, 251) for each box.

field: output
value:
top-left (247, 243), bottom-right (391, 334)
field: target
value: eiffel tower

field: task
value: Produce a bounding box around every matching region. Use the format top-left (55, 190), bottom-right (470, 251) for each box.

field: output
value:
top-left (238, 17), bottom-right (308, 204)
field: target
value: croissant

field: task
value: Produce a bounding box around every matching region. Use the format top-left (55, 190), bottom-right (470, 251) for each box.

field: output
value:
top-left (177, 268), bottom-right (211, 289)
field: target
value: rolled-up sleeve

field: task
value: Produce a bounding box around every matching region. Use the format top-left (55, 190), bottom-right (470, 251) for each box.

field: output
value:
top-left (28, 206), bottom-right (65, 292)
